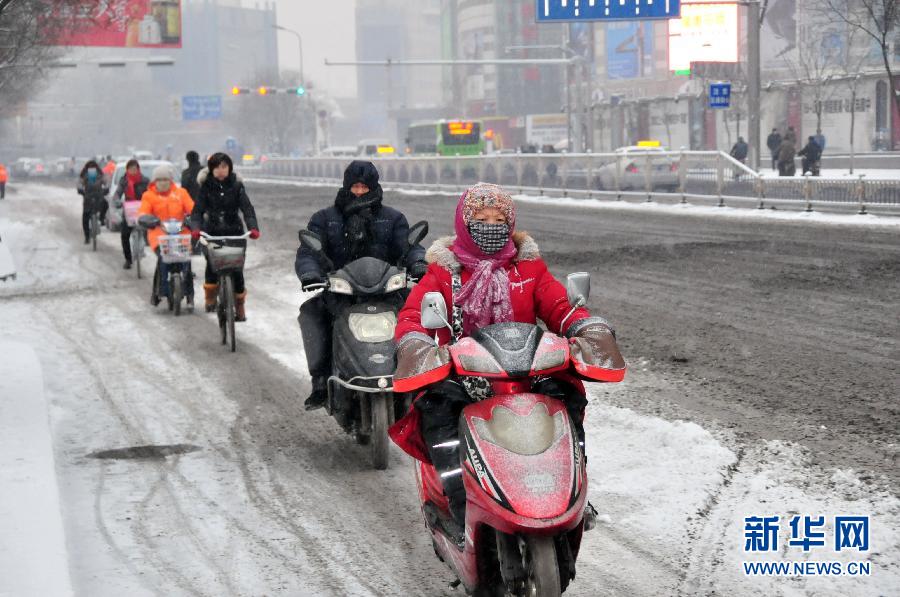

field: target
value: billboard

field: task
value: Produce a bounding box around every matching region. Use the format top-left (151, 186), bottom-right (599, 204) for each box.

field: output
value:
top-left (536, 0), bottom-right (681, 21)
top-left (54, 1), bottom-right (182, 48)
top-left (667, 0), bottom-right (738, 72)
top-left (606, 22), bottom-right (654, 80)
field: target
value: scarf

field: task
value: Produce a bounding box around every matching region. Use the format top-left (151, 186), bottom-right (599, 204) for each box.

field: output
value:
top-left (450, 195), bottom-right (517, 336)
top-left (125, 171), bottom-right (142, 201)
top-left (335, 185), bottom-right (383, 261)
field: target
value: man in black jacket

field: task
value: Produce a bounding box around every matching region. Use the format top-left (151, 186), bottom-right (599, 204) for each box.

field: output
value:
top-left (295, 160), bottom-right (428, 410)
top-left (798, 136), bottom-right (822, 176)
top-left (181, 151), bottom-right (203, 201)
top-left (766, 128), bottom-right (782, 171)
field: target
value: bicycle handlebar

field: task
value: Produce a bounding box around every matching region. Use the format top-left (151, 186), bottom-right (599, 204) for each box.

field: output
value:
top-left (198, 231), bottom-right (252, 246)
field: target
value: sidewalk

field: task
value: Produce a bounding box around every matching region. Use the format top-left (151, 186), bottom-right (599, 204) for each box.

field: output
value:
top-left (0, 341), bottom-right (73, 597)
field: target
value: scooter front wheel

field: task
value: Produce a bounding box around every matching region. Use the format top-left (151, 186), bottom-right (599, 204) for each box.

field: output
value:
top-left (523, 536), bottom-right (561, 597)
top-left (370, 392), bottom-right (391, 471)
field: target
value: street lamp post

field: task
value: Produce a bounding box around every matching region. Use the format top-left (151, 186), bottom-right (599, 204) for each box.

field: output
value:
top-left (273, 24), bottom-right (304, 86)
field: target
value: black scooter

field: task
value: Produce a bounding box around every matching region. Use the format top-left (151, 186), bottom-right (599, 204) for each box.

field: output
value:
top-left (298, 221), bottom-right (428, 470)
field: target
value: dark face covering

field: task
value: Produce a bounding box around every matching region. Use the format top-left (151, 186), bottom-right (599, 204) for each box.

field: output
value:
top-left (335, 161), bottom-right (384, 261)
top-left (467, 222), bottom-right (510, 255)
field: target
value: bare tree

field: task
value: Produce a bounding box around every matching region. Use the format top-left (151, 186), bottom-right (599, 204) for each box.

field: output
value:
top-left (0, 0), bottom-right (95, 118)
top-left (820, 0), bottom-right (900, 143)
top-left (781, 17), bottom-right (844, 136)
top-left (229, 70), bottom-right (314, 155)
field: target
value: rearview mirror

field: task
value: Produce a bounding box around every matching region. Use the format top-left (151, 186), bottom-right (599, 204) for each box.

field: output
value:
top-left (298, 230), bottom-right (323, 252)
top-left (420, 291), bottom-right (449, 330)
top-left (408, 220), bottom-right (429, 246)
top-left (566, 272), bottom-right (590, 307)
top-left (137, 214), bottom-right (160, 230)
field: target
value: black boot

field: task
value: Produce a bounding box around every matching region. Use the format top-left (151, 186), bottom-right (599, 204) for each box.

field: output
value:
top-left (123, 260), bottom-right (132, 270)
top-left (304, 376), bottom-right (328, 411)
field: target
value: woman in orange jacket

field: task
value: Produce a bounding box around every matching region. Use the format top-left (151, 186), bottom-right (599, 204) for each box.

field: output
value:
top-left (138, 165), bottom-right (195, 308)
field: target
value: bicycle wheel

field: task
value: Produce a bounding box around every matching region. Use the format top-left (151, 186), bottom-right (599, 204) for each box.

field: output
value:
top-left (224, 275), bottom-right (236, 352)
top-left (172, 273), bottom-right (183, 316)
top-left (91, 213), bottom-right (98, 252)
top-left (218, 279), bottom-right (227, 345)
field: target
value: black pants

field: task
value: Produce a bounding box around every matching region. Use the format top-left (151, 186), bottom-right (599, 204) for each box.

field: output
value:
top-left (81, 209), bottom-right (92, 239)
top-left (205, 260), bottom-right (245, 293)
top-left (298, 293), bottom-right (333, 379)
top-left (417, 377), bottom-right (588, 523)
top-left (0, 182), bottom-right (5, 199)
top-left (121, 222), bottom-right (133, 262)
top-left (771, 153), bottom-right (778, 170)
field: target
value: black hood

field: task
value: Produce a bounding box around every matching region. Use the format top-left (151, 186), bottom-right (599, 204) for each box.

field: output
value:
top-left (342, 160), bottom-right (380, 191)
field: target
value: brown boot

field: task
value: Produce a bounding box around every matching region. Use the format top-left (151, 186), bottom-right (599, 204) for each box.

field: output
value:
top-left (203, 283), bottom-right (218, 312)
top-left (235, 291), bottom-right (247, 322)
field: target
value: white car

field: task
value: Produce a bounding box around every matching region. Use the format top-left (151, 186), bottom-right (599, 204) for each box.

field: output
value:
top-left (106, 160), bottom-right (175, 231)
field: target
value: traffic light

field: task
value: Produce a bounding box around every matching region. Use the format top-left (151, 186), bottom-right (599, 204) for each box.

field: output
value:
top-left (231, 86), bottom-right (250, 95)
top-left (257, 86), bottom-right (269, 96)
top-left (291, 86), bottom-right (306, 96)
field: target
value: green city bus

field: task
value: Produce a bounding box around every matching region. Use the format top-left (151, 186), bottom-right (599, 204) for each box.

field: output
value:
top-left (405, 120), bottom-right (485, 156)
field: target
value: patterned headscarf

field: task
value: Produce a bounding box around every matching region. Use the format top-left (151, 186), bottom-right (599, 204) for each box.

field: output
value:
top-left (459, 182), bottom-right (516, 229)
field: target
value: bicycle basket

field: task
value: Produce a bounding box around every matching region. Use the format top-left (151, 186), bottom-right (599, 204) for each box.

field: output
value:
top-left (159, 234), bottom-right (192, 264)
top-left (205, 238), bottom-right (247, 273)
top-left (123, 202), bottom-right (141, 226)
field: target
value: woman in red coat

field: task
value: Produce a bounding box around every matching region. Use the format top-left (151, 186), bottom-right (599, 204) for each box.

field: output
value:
top-left (392, 182), bottom-right (623, 534)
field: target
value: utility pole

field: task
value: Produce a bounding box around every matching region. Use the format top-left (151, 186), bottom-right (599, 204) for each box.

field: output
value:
top-left (747, 0), bottom-right (761, 170)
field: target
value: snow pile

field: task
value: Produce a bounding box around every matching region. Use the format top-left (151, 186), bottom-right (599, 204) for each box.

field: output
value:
top-left (0, 341), bottom-right (74, 597)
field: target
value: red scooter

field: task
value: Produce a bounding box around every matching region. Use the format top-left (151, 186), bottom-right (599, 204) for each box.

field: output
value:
top-left (393, 274), bottom-right (625, 596)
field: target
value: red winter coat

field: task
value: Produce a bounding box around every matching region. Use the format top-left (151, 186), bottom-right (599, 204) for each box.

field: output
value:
top-left (395, 232), bottom-right (590, 343)
top-left (390, 232), bottom-right (591, 462)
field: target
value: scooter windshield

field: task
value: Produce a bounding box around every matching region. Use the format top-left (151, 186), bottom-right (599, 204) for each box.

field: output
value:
top-left (335, 257), bottom-right (403, 295)
top-left (472, 402), bottom-right (566, 456)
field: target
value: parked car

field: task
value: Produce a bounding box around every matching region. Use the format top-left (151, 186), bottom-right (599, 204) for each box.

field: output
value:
top-left (106, 160), bottom-right (174, 232)
top-left (357, 139), bottom-right (395, 157)
top-left (593, 146), bottom-right (679, 191)
top-left (320, 146), bottom-right (358, 157)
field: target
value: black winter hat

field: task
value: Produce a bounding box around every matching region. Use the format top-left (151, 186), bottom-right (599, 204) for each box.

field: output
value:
top-left (342, 160), bottom-right (380, 190)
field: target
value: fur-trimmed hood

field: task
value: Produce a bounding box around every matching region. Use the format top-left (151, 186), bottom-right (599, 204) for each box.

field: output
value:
top-left (197, 167), bottom-right (243, 187)
top-left (425, 231), bottom-right (540, 273)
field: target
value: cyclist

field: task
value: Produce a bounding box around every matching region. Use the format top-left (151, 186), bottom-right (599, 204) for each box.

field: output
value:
top-left (190, 152), bottom-right (259, 320)
top-left (112, 159), bottom-right (149, 269)
top-left (77, 160), bottom-right (109, 244)
top-left (138, 165), bottom-right (195, 308)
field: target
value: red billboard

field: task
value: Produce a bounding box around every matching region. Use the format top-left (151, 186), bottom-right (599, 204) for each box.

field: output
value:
top-left (53, 1), bottom-right (182, 48)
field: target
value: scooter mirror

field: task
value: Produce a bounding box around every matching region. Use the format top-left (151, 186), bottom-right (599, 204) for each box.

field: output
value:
top-left (408, 220), bottom-right (429, 246)
top-left (420, 291), bottom-right (449, 330)
top-left (137, 214), bottom-right (160, 230)
top-left (299, 230), bottom-right (323, 252)
top-left (566, 272), bottom-right (590, 307)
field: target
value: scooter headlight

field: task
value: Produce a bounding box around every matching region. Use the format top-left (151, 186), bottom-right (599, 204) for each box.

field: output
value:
top-left (385, 273), bottom-right (407, 293)
top-left (348, 312), bottom-right (397, 343)
top-left (329, 276), bottom-right (353, 295)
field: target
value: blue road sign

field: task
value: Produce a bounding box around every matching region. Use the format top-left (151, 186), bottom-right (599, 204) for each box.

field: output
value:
top-left (536, 0), bottom-right (680, 22)
top-left (182, 95), bottom-right (223, 121)
top-left (709, 82), bottom-right (731, 109)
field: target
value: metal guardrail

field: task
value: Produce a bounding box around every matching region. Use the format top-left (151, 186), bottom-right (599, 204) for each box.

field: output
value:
top-left (261, 151), bottom-right (900, 212)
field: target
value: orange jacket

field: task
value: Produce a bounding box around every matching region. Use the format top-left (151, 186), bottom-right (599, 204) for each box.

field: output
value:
top-left (103, 161), bottom-right (116, 176)
top-left (0, 164), bottom-right (8, 183)
top-left (138, 182), bottom-right (194, 251)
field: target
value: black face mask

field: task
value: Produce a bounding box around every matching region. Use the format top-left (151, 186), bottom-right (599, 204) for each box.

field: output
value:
top-left (468, 222), bottom-right (510, 254)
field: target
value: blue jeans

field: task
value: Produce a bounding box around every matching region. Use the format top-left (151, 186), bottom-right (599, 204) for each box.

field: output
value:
top-left (156, 253), bottom-right (194, 298)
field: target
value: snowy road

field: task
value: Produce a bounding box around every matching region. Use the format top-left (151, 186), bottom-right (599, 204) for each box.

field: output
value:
top-left (0, 181), bottom-right (898, 596)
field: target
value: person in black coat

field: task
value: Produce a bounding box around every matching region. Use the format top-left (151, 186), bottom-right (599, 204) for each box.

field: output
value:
top-left (190, 152), bottom-right (259, 320)
top-left (76, 160), bottom-right (109, 244)
top-left (766, 128), bottom-right (782, 171)
top-left (798, 137), bottom-right (823, 176)
top-left (112, 159), bottom-right (150, 269)
top-left (295, 160), bottom-right (427, 410)
top-left (181, 150), bottom-right (203, 201)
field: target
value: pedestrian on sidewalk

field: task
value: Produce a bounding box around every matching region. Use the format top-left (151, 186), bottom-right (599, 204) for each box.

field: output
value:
top-left (777, 136), bottom-right (796, 177)
top-left (766, 128), bottom-right (782, 171)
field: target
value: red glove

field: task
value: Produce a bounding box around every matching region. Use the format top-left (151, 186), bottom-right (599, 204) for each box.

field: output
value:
top-left (190, 229), bottom-right (201, 241)
top-left (249, 229), bottom-right (260, 240)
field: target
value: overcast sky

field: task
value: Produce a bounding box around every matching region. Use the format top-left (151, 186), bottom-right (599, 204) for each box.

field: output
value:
top-left (269, 0), bottom-right (358, 99)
